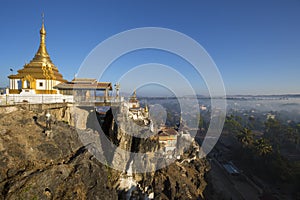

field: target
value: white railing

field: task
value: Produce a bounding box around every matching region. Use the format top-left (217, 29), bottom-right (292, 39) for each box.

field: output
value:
top-left (0, 94), bottom-right (124, 105)
top-left (0, 94), bottom-right (74, 105)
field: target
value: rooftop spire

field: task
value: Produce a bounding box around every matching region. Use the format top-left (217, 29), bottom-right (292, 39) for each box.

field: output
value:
top-left (31, 13), bottom-right (52, 64)
top-left (133, 89), bottom-right (137, 98)
top-left (39, 13), bottom-right (46, 44)
top-left (8, 13), bottom-right (66, 83)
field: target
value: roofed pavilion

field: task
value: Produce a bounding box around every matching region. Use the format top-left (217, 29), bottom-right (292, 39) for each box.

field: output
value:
top-left (54, 78), bottom-right (113, 102)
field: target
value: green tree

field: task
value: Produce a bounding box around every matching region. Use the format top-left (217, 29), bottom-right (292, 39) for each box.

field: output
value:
top-left (264, 118), bottom-right (281, 136)
top-left (237, 128), bottom-right (254, 147)
top-left (254, 138), bottom-right (273, 156)
top-left (224, 115), bottom-right (243, 135)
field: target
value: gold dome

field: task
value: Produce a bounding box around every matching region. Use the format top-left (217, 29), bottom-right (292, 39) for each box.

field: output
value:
top-left (8, 15), bottom-right (66, 82)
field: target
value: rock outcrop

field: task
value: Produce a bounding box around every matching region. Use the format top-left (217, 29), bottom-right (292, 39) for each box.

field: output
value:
top-left (0, 105), bottom-right (209, 199)
top-left (0, 107), bottom-right (117, 199)
top-left (99, 106), bottom-right (210, 199)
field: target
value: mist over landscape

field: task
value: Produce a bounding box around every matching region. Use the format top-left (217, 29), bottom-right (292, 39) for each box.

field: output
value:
top-left (1, 1), bottom-right (300, 199)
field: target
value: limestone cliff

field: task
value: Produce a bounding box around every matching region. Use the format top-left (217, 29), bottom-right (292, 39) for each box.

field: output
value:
top-left (98, 106), bottom-right (210, 199)
top-left (0, 105), bottom-right (209, 199)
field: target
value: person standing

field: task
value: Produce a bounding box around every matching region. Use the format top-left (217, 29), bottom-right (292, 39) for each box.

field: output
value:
top-left (45, 111), bottom-right (51, 130)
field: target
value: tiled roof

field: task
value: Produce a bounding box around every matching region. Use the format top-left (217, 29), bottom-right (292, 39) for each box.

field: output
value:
top-left (54, 80), bottom-right (112, 90)
top-left (71, 78), bottom-right (97, 84)
top-left (158, 127), bottom-right (178, 136)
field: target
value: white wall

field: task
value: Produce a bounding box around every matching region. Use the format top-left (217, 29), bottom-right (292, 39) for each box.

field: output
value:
top-left (9, 78), bottom-right (63, 93)
top-left (35, 79), bottom-right (61, 92)
top-left (9, 79), bottom-right (21, 90)
top-left (36, 79), bottom-right (46, 90)
top-left (2, 94), bottom-right (74, 104)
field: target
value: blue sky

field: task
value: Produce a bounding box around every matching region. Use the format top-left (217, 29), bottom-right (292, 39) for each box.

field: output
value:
top-left (0, 0), bottom-right (299, 95)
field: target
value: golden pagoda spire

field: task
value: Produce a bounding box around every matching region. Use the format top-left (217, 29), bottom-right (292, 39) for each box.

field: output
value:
top-left (31, 13), bottom-right (52, 64)
top-left (40, 13), bottom-right (46, 37)
top-left (133, 89), bottom-right (136, 98)
top-left (7, 13), bottom-right (66, 84)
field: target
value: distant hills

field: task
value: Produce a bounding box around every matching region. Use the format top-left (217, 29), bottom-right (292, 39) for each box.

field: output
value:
top-left (138, 94), bottom-right (300, 99)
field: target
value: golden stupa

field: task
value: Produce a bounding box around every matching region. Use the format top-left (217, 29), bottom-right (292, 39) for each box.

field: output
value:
top-left (8, 14), bottom-right (66, 94)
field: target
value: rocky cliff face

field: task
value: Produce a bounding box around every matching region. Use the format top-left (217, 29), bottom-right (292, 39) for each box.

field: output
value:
top-left (99, 106), bottom-right (210, 199)
top-left (0, 106), bottom-right (117, 199)
top-left (0, 105), bottom-right (209, 199)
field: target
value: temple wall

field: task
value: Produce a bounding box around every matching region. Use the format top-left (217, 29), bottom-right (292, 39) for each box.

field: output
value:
top-left (36, 79), bottom-right (46, 90)
top-left (9, 79), bottom-right (21, 90)
top-left (0, 94), bottom-right (74, 104)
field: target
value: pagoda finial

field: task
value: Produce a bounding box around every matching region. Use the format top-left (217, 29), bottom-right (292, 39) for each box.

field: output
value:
top-left (40, 13), bottom-right (46, 36)
top-left (42, 13), bottom-right (44, 24)
top-left (133, 89), bottom-right (136, 98)
top-left (37, 13), bottom-right (47, 55)
top-left (30, 13), bottom-right (52, 63)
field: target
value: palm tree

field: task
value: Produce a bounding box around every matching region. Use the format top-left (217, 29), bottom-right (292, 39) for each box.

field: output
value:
top-left (237, 128), bottom-right (254, 147)
top-left (254, 138), bottom-right (273, 156)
